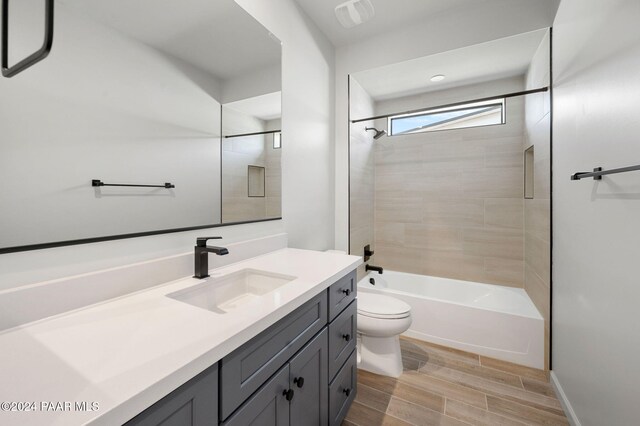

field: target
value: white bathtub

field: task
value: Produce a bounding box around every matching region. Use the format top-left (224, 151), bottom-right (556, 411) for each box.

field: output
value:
top-left (358, 270), bottom-right (544, 369)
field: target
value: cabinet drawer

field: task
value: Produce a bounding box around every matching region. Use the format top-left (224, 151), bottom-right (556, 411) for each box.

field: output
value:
top-left (125, 364), bottom-right (217, 426)
top-left (329, 349), bottom-right (357, 426)
top-left (328, 270), bottom-right (356, 321)
top-left (328, 300), bottom-right (357, 381)
top-left (219, 291), bottom-right (328, 420)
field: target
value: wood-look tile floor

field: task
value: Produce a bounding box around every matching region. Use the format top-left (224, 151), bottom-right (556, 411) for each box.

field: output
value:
top-left (343, 337), bottom-right (568, 426)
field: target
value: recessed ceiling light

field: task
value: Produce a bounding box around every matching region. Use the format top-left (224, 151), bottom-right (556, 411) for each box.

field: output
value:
top-left (430, 74), bottom-right (446, 82)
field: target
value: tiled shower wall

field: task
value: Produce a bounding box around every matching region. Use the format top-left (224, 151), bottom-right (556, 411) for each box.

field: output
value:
top-left (349, 78), bottom-right (376, 280)
top-left (372, 77), bottom-right (526, 287)
top-left (524, 32), bottom-right (552, 369)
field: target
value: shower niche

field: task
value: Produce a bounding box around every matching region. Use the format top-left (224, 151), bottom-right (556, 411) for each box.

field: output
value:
top-left (349, 29), bottom-right (552, 369)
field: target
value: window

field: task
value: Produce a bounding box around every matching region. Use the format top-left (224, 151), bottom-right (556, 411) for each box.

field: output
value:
top-left (388, 99), bottom-right (506, 136)
top-left (273, 132), bottom-right (282, 149)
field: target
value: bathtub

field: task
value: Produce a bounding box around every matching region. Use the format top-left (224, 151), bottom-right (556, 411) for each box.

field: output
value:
top-left (358, 270), bottom-right (544, 369)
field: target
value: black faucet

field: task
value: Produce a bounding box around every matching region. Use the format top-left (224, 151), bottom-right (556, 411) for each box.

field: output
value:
top-left (365, 264), bottom-right (383, 274)
top-left (194, 237), bottom-right (229, 279)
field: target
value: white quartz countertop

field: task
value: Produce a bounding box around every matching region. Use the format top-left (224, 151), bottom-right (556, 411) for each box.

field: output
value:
top-left (0, 248), bottom-right (361, 426)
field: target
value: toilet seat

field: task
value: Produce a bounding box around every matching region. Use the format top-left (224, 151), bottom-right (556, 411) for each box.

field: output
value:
top-left (358, 292), bottom-right (411, 319)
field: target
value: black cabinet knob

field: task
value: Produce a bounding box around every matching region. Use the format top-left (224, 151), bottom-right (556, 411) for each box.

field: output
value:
top-left (342, 334), bottom-right (351, 342)
top-left (342, 289), bottom-right (351, 296)
top-left (293, 377), bottom-right (305, 388)
top-left (343, 388), bottom-right (352, 397)
top-left (283, 389), bottom-right (294, 401)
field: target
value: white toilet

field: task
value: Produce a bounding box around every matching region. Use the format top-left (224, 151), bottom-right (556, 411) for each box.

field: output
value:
top-left (357, 292), bottom-right (412, 378)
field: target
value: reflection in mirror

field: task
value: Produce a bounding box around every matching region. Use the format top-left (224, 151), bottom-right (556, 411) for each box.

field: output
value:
top-left (0, 0), bottom-right (281, 252)
top-left (222, 92), bottom-right (282, 223)
top-left (349, 29), bottom-right (551, 368)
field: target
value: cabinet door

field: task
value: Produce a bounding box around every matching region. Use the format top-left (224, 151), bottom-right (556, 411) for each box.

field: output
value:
top-left (124, 365), bottom-right (217, 426)
top-left (220, 292), bottom-right (327, 420)
top-left (290, 329), bottom-right (328, 426)
top-left (223, 365), bottom-right (290, 426)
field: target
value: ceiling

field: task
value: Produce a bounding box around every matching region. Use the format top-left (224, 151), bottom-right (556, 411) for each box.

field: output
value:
top-left (63, 0), bottom-right (281, 81)
top-left (352, 29), bottom-right (548, 100)
top-left (225, 92), bottom-right (282, 121)
top-left (293, 0), bottom-right (483, 46)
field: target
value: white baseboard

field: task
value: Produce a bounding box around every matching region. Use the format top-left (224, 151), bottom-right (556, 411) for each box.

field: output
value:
top-left (550, 371), bottom-right (582, 426)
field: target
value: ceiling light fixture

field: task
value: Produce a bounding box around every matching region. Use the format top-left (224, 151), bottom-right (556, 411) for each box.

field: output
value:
top-left (430, 74), bottom-right (446, 82)
top-left (335, 0), bottom-right (375, 29)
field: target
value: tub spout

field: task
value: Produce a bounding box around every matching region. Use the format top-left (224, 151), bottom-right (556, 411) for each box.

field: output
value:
top-left (365, 264), bottom-right (383, 274)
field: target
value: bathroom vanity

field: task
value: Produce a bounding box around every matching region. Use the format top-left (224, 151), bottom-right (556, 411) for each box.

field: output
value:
top-left (127, 269), bottom-right (357, 426)
top-left (0, 249), bottom-right (360, 426)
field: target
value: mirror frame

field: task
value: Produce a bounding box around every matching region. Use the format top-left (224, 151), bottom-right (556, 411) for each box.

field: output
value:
top-left (0, 217), bottom-right (282, 254)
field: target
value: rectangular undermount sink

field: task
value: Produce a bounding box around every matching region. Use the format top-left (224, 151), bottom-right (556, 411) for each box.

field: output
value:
top-left (167, 269), bottom-right (297, 314)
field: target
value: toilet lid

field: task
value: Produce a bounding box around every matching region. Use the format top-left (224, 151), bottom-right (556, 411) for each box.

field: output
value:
top-left (358, 292), bottom-right (411, 319)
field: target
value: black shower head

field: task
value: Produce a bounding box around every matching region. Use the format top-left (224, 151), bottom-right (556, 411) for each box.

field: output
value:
top-left (365, 127), bottom-right (387, 139)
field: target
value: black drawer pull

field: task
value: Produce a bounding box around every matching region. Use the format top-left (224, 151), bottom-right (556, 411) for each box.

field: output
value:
top-left (283, 389), bottom-right (294, 401)
top-left (342, 288), bottom-right (351, 296)
top-left (343, 388), bottom-right (352, 397)
top-left (293, 377), bottom-right (305, 388)
top-left (342, 334), bottom-right (351, 342)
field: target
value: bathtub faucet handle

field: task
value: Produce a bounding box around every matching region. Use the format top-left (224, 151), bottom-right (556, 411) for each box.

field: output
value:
top-left (364, 244), bottom-right (374, 261)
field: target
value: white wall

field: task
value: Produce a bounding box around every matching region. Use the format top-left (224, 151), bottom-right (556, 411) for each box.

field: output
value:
top-left (552, 0), bottom-right (640, 424)
top-left (334, 0), bottom-right (561, 250)
top-left (0, 0), bottom-right (335, 291)
top-left (236, 0), bottom-right (336, 251)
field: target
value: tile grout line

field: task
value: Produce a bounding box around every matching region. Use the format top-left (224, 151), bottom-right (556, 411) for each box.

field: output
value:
top-left (391, 394), bottom-right (475, 426)
top-left (411, 367), bottom-right (565, 414)
top-left (486, 394), bottom-right (570, 423)
top-left (348, 400), bottom-right (407, 426)
top-left (402, 351), bottom-right (528, 391)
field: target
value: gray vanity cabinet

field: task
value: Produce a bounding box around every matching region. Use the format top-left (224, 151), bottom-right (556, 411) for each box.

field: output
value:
top-left (328, 270), bottom-right (357, 321)
top-left (219, 292), bottom-right (328, 420)
top-left (222, 366), bottom-right (290, 426)
top-left (223, 328), bottom-right (328, 426)
top-left (329, 350), bottom-right (357, 426)
top-left (290, 329), bottom-right (329, 425)
top-left (124, 365), bottom-right (218, 426)
top-left (125, 269), bottom-right (357, 426)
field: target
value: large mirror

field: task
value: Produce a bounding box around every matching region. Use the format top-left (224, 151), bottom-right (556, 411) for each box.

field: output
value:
top-left (0, 0), bottom-right (282, 252)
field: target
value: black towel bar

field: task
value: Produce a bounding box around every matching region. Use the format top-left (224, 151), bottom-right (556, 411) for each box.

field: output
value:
top-left (92, 180), bottom-right (175, 189)
top-left (570, 165), bottom-right (640, 181)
